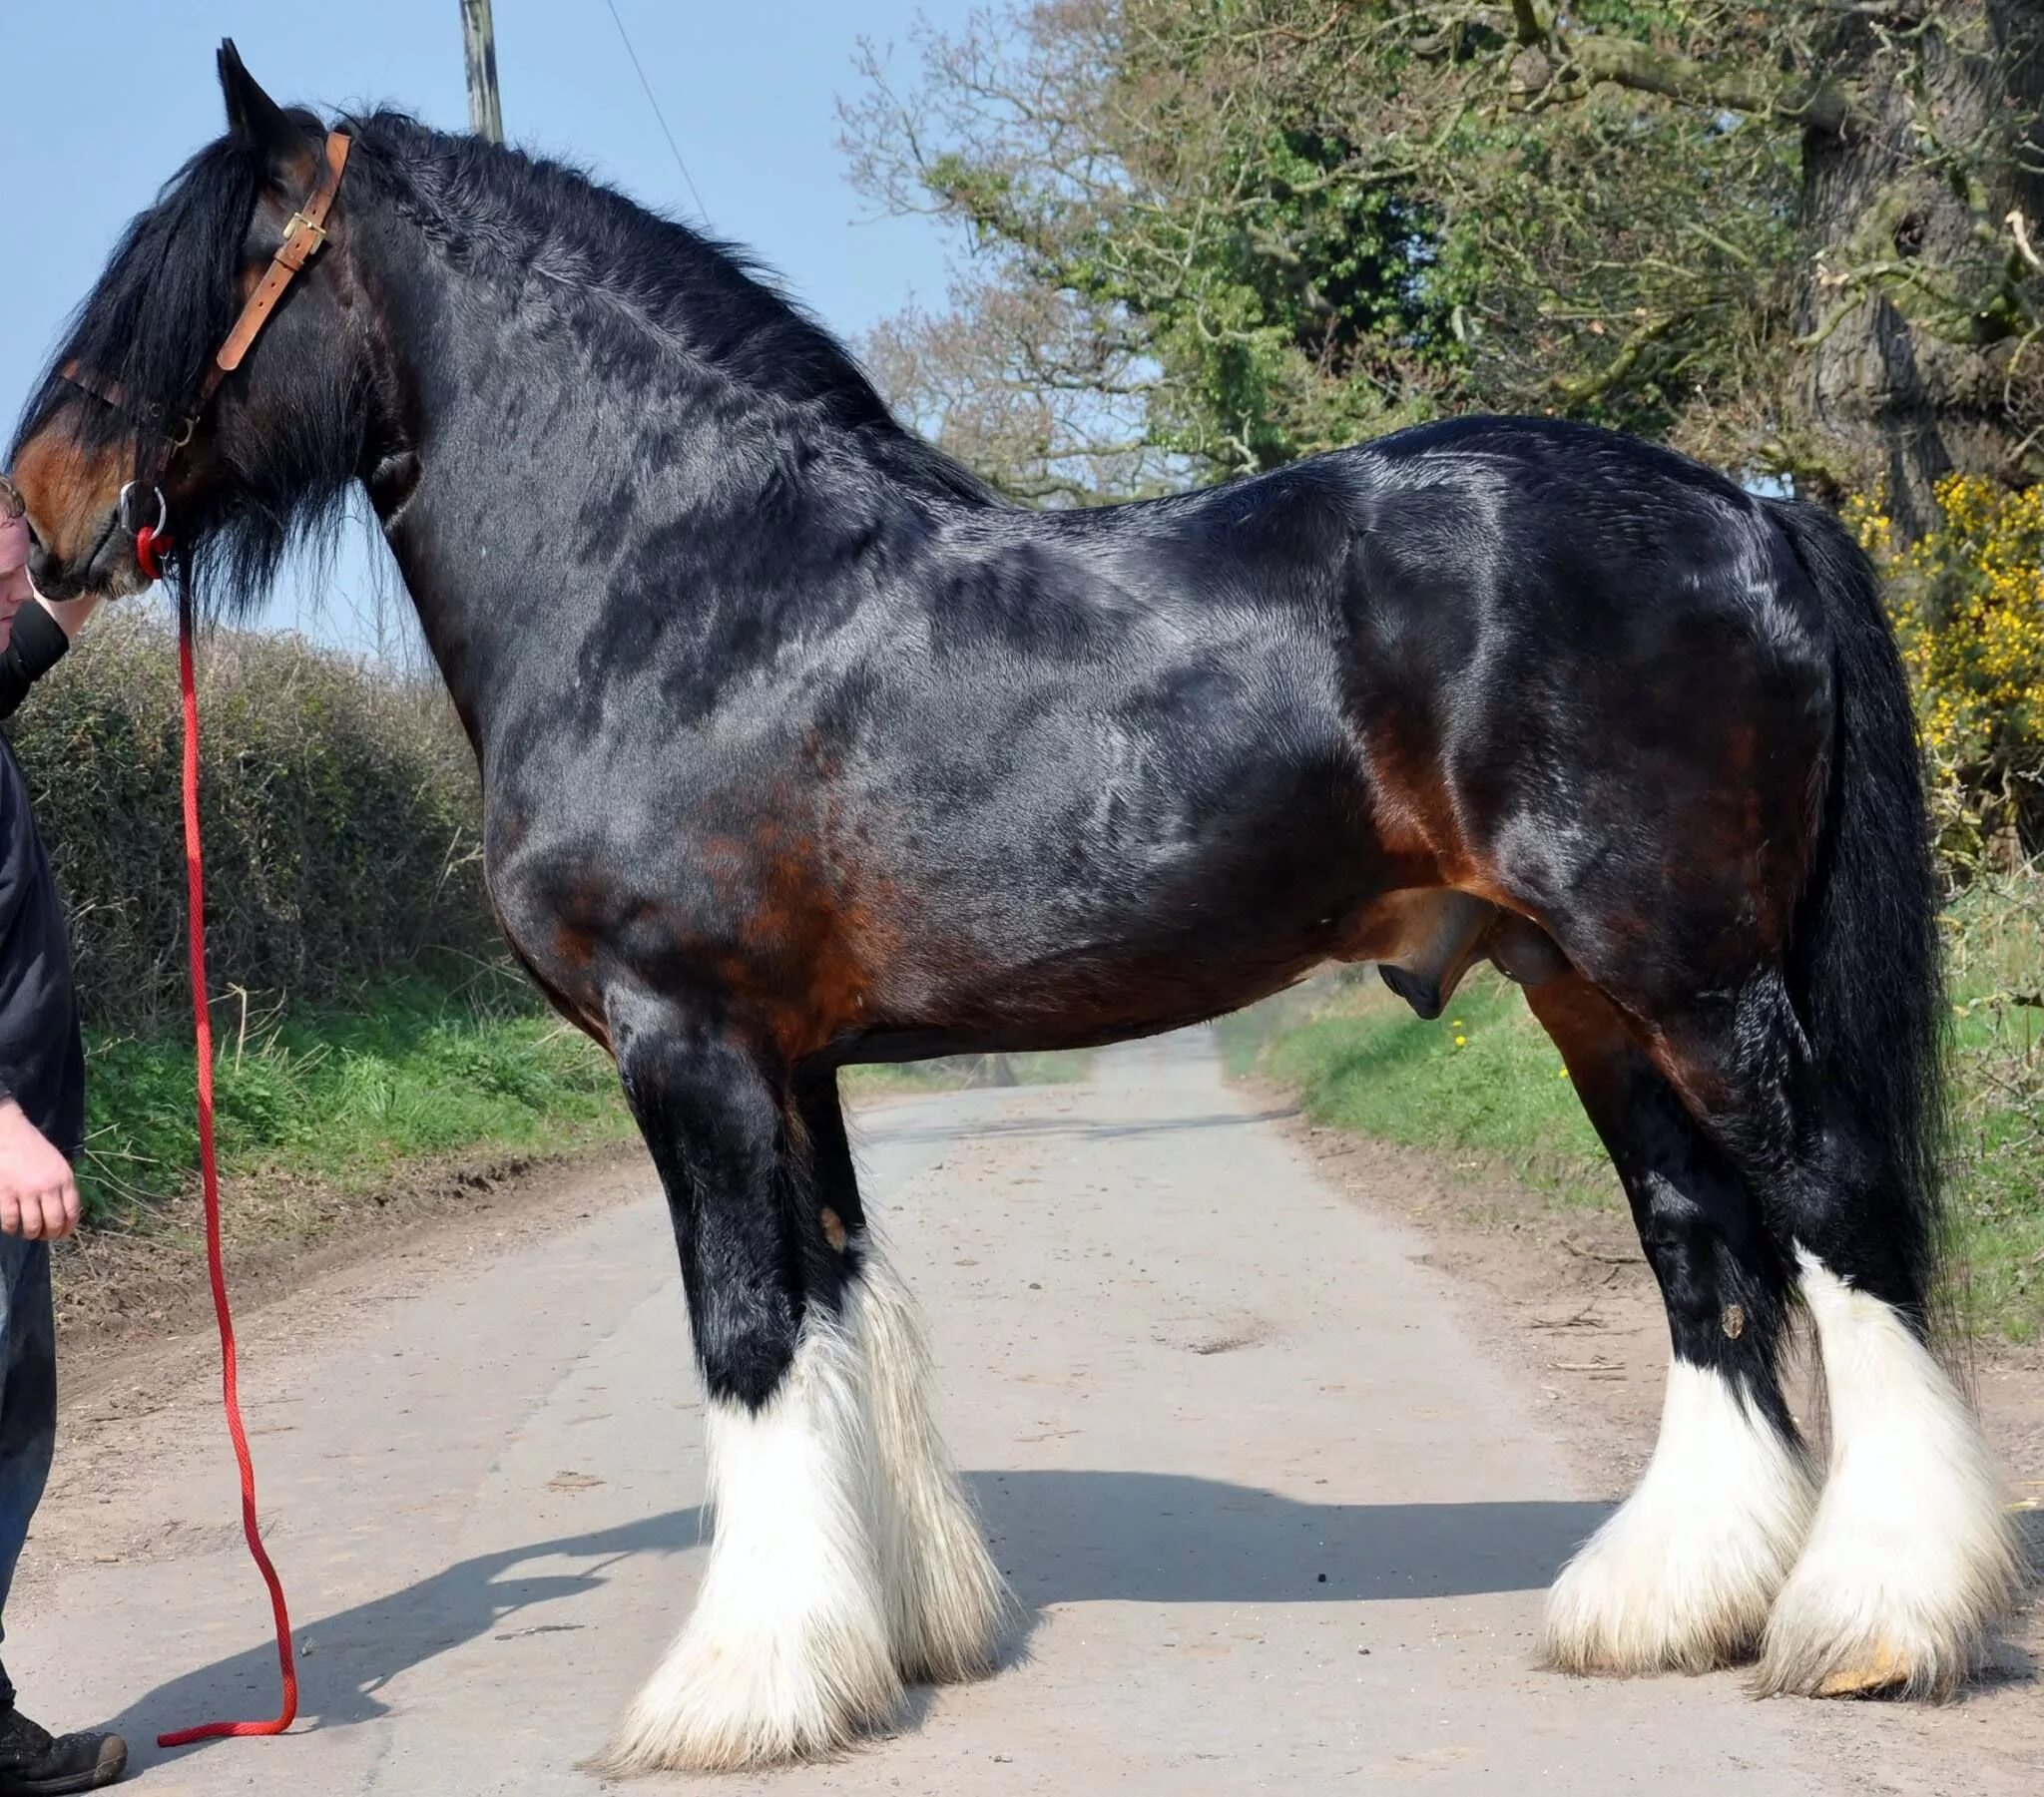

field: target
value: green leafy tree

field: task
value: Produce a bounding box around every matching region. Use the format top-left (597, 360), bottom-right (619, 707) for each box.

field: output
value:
top-left (844, 2), bottom-right (2044, 530)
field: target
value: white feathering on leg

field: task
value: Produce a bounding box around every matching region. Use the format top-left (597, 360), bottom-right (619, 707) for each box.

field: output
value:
top-left (599, 1314), bottom-right (901, 1772)
top-left (849, 1239), bottom-right (1009, 1682)
top-left (1544, 1357), bottom-right (1816, 1675)
top-left (1758, 1250), bottom-right (2021, 1698)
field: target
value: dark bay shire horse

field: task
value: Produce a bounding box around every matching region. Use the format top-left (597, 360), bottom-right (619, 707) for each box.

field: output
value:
top-left (10, 47), bottom-right (2019, 1771)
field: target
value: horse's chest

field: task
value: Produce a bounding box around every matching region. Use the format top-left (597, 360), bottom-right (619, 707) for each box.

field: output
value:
top-left (483, 792), bottom-right (879, 1057)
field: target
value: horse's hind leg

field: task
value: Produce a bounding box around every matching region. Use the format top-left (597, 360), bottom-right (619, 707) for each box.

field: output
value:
top-left (1648, 974), bottom-right (2021, 1698)
top-left (1527, 973), bottom-right (1816, 1675)
top-left (804, 1076), bottom-right (1008, 1683)
top-left (597, 998), bottom-right (898, 1773)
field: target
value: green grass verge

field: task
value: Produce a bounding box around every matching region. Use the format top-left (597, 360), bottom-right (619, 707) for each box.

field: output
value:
top-left (76, 984), bottom-right (1097, 1233)
top-left (1243, 969), bottom-right (1617, 1211)
top-left (1940, 870), bottom-right (2044, 1343)
top-left (78, 971), bottom-right (634, 1226)
top-left (1239, 869), bottom-right (2044, 1343)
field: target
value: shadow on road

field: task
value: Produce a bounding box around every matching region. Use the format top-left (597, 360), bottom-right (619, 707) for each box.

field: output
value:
top-left (127, 1484), bottom-right (2044, 1778)
top-left (122, 1471), bottom-right (1604, 1774)
top-left (127, 1508), bottom-right (704, 1773)
top-left (874, 1108), bottom-right (1301, 1149)
top-left (969, 1471), bottom-right (1603, 1605)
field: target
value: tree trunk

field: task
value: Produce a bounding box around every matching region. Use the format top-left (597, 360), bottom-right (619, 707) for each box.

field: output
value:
top-left (1793, 4), bottom-right (2044, 537)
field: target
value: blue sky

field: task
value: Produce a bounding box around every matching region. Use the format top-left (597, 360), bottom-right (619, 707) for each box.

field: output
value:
top-left (0, 1), bottom-right (967, 651)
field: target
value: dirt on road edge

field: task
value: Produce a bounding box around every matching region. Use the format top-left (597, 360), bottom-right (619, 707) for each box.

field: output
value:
top-left (50, 1141), bottom-right (656, 1407)
top-left (48, 1082), bottom-right (959, 1407)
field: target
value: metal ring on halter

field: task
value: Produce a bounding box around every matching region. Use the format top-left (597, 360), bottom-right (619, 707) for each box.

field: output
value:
top-left (118, 482), bottom-right (168, 537)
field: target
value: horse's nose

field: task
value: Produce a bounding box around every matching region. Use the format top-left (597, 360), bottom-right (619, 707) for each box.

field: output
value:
top-left (26, 536), bottom-right (60, 594)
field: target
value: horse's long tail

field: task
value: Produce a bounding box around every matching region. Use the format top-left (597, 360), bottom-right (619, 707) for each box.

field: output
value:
top-left (1767, 497), bottom-right (1948, 1321)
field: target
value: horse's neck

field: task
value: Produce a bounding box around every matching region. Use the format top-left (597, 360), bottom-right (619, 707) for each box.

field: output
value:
top-left (360, 240), bottom-right (883, 762)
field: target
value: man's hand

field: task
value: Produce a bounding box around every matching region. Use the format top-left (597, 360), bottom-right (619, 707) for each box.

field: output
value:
top-left (0, 1100), bottom-right (80, 1239)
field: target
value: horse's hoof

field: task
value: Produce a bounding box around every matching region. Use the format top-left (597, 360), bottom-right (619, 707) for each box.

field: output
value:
top-left (594, 1639), bottom-right (898, 1774)
top-left (1754, 1626), bottom-right (1939, 1701)
top-left (1754, 1599), bottom-right (1985, 1701)
top-left (1812, 1645), bottom-right (1911, 1698)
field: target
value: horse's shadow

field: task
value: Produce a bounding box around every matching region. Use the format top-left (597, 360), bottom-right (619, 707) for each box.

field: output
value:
top-left (119, 1470), bottom-right (1602, 1771)
top-left (972, 1470), bottom-right (1603, 1607)
top-left (118, 1482), bottom-right (2044, 1774)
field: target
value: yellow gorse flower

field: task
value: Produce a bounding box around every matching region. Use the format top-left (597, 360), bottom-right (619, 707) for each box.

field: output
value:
top-left (1845, 478), bottom-right (2044, 861)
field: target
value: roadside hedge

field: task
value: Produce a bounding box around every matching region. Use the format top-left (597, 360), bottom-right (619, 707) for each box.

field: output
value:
top-left (5, 610), bottom-right (497, 1032)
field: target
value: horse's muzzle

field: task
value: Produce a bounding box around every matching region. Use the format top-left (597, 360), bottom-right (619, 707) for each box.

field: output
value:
top-left (24, 499), bottom-right (145, 603)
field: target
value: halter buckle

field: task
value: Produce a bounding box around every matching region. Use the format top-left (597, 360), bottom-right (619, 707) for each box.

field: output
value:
top-left (118, 482), bottom-right (169, 539)
top-left (282, 212), bottom-right (327, 251)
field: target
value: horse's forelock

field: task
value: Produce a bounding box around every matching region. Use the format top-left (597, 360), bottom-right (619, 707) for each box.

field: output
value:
top-left (12, 132), bottom-right (273, 463)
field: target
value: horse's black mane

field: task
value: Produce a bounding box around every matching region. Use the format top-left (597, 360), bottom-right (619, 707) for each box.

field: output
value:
top-left (12, 104), bottom-right (989, 619)
top-left (10, 121), bottom-right (289, 461)
top-left (346, 111), bottom-right (984, 495)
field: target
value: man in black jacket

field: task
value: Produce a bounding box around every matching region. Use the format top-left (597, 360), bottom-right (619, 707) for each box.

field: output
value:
top-left (0, 474), bottom-right (125, 1794)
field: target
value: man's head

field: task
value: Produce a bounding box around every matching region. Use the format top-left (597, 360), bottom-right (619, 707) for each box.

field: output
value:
top-left (0, 476), bottom-right (33, 656)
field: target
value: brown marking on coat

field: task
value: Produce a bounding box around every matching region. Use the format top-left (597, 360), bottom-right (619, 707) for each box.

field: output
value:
top-left (1523, 971), bottom-right (1643, 1120)
top-left (818, 1207), bottom-right (848, 1252)
top-left (1360, 720), bottom-right (1466, 867)
top-left (6, 425), bottom-right (126, 574)
top-left (606, 814), bottom-right (907, 1065)
top-left (749, 865), bottom-right (897, 1060)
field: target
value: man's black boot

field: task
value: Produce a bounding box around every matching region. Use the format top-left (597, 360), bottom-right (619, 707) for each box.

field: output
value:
top-left (0, 1708), bottom-right (126, 1795)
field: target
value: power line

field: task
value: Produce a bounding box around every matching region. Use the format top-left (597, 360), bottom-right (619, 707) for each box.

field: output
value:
top-left (601, 0), bottom-right (710, 220)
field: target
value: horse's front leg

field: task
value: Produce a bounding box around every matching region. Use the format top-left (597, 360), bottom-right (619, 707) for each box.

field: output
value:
top-left (799, 1070), bottom-right (1008, 1684)
top-left (596, 992), bottom-right (900, 1773)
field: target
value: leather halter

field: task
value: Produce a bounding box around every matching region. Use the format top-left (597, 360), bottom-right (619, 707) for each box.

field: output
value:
top-left (60, 130), bottom-right (353, 494)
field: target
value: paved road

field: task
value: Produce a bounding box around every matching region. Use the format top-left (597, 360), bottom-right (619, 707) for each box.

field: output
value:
top-left (9, 1033), bottom-right (1932, 1793)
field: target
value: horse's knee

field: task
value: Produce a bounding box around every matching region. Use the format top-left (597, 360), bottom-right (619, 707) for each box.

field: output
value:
top-left (607, 995), bottom-right (831, 1408)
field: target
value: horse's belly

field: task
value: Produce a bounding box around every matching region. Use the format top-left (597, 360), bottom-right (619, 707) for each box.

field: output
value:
top-left (857, 787), bottom-right (1396, 1051)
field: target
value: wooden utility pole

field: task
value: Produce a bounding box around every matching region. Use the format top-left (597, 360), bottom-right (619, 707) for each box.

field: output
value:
top-left (460, 0), bottom-right (504, 144)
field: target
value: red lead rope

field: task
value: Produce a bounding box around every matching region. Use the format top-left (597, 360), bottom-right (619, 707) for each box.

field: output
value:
top-left (155, 604), bottom-right (300, 1748)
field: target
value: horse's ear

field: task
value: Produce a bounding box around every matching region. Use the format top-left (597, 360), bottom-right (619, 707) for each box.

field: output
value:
top-left (218, 40), bottom-right (299, 162)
